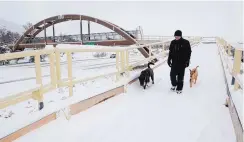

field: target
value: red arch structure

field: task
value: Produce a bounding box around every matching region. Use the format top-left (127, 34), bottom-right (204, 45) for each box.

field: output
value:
top-left (13, 14), bottom-right (150, 57)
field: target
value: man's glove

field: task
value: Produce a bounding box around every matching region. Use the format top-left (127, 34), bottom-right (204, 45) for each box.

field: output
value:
top-left (167, 59), bottom-right (172, 67)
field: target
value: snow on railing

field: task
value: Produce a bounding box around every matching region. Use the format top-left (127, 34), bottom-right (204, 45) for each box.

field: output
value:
top-left (216, 37), bottom-right (243, 141)
top-left (139, 35), bottom-right (173, 41)
top-left (138, 35), bottom-right (197, 42)
top-left (0, 36), bottom-right (201, 112)
top-left (0, 40), bottom-right (173, 111)
top-left (217, 38), bottom-right (243, 90)
top-left (0, 36), bottom-right (201, 141)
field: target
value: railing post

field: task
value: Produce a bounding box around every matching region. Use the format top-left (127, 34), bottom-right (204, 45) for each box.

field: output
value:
top-left (221, 38), bottom-right (224, 48)
top-left (55, 50), bottom-right (61, 86)
top-left (123, 50), bottom-right (130, 93)
top-left (32, 89), bottom-right (44, 110)
top-left (120, 51), bottom-right (125, 73)
top-left (48, 52), bottom-right (56, 87)
top-left (232, 49), bottom-right (242, 90)
top-left (35, 54), bottom-right (42, 85)
top-left (224, 40), bottom-right (227, 52)
top-left (116, 51), bottom-right (120, 82)
top-left (67, 52), bottom-right (73, 97)
top-left (228, 44), bottom-right (232, 56)
top-left (216, 37), bottom-right (219, 47)
top-left (221, 39), bottom-right (225, 51)
top-left (225, 41), bottom-right (228, 54)
top-left (34, 54), bottom-right (44, 110)
top-left (125, 50), bottom-right (130, 77)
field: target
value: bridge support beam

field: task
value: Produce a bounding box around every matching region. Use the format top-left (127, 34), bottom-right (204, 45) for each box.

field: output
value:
top-left (88, 21), bottom-right (91, 41)
top-left (80, 19), bottom-right (83, 44)
top-left (52, 23), bottom-right (55, 42)
top-left (43, 21), bottom-right (47, 45)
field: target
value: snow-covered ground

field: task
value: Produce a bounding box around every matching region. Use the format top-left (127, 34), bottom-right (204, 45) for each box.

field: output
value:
top-left (13, 43), bottom-right (236, 142)
top-left (0, 46), bottom-right (166, 138)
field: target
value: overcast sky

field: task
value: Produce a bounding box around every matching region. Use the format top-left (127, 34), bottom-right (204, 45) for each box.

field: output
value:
top-left (0, 1), bottom-right (242, 42)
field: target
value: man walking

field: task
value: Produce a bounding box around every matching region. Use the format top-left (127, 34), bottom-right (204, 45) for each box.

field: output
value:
top-left (167, 30), bottom-right (192, 94)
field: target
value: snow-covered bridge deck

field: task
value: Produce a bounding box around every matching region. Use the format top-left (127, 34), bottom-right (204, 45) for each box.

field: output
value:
top-left (14, 44), bottom-right (237, 142)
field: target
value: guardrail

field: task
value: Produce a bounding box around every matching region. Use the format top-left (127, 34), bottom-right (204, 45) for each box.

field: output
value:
top-left (216, 37), bottom-right (243, 142)
top-left (216, 37), bottom-right (243, 90)
top-left (0, 37), bottom-right (200, 112)
top-left (139, 35), bottom-right (201, 41)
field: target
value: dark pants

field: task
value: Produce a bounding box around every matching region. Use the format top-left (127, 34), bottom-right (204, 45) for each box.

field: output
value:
top-left (170, 67), bottom-right (185, 91)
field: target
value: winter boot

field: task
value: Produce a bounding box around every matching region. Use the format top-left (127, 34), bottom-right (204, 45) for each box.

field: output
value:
top-left (176, 90), bottom-right (182, 94)
top-left (170, 86), bottom-right (176, 91)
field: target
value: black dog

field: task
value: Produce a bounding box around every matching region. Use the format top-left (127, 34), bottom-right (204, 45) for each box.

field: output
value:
top-left (139, 62), bottom-right (155, 89)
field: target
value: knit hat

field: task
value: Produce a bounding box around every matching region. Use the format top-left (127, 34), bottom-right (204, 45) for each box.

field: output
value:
top-left (174, 30), bottom-right (182, 36)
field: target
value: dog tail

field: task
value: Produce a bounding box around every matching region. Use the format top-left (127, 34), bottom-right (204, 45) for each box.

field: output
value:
top-left (196, 66), bottom-right (199, 69)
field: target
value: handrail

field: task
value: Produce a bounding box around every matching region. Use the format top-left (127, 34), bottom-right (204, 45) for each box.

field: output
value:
top-left (216, 37), bottom-right (243, 90)
top-left (0, 37), bottom-right (201, 111)
top-left (216, 37), bottom-right (243, 142)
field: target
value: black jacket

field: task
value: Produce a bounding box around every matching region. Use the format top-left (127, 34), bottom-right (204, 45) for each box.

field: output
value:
top-left (167, 38), bottom-right (192, 68)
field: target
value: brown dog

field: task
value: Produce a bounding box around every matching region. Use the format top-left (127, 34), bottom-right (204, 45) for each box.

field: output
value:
top-left (189, 66), bottom-right (199, 87)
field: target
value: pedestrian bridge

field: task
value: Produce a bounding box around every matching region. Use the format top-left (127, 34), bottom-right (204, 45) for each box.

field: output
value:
top-left (0, 38), bottom-right (243, 142)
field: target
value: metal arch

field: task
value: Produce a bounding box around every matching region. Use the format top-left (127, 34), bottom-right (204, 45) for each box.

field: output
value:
top-left (30, 19), bottom-right (68, 40)
top-left (13, 14), bottom-right (138, 51)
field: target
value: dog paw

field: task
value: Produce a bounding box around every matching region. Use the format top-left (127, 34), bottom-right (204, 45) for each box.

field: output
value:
top-left (152, 82), bottom-right (154, 84)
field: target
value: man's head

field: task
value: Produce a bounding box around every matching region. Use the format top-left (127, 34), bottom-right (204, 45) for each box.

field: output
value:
top-left (174, 30), bottom-right (182, 40)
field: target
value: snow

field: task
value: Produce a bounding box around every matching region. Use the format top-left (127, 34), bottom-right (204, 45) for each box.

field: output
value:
top-left (218, 46), bottom-right (243, 127)
top-left (0, 46), bottom-right (165, 138)
top-left (0, 74), bottom-right (120, 138)
top-left (13, 43), bottom-right (236, 142)
top-left (0, 53), bottom-right (143, 97)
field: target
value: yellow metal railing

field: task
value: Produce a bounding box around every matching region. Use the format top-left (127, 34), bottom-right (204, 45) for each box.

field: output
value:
top-left (0, 37), bottom-right (201, 111)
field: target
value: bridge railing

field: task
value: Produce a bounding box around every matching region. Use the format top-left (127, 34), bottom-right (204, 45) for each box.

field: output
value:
top-left (139, 35), bottom-right (200, 41)
top-left (216, 37), bottom-right (243, 141)
top-left (216, 37), bottom-right (243, 90)
top-left (0, 40), bottom-right (170, 110)
top-left (0, 37), bottom-right (201, 111)
top-left (138, 35), bottom-right (173, 41)
top-left (0, 49), bottom-right (57, 110)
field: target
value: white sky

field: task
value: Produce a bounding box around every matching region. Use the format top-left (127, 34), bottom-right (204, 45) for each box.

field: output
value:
top-left (0, 1), bottom-right (243, 42)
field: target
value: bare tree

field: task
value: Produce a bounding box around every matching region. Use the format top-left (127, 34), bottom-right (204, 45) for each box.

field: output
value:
top-left (0, 27), bottom-right (7, 45)
top-left (23, 22), bottom-right (32, 29)
top-left (23, 22), bottom-right (33, 31)
top-left (0, 27), bottom-right (20, 45)
top-left (23, 22), bottom-right (36, 35)
top-left (22, 22), bottom-right (37, 44)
